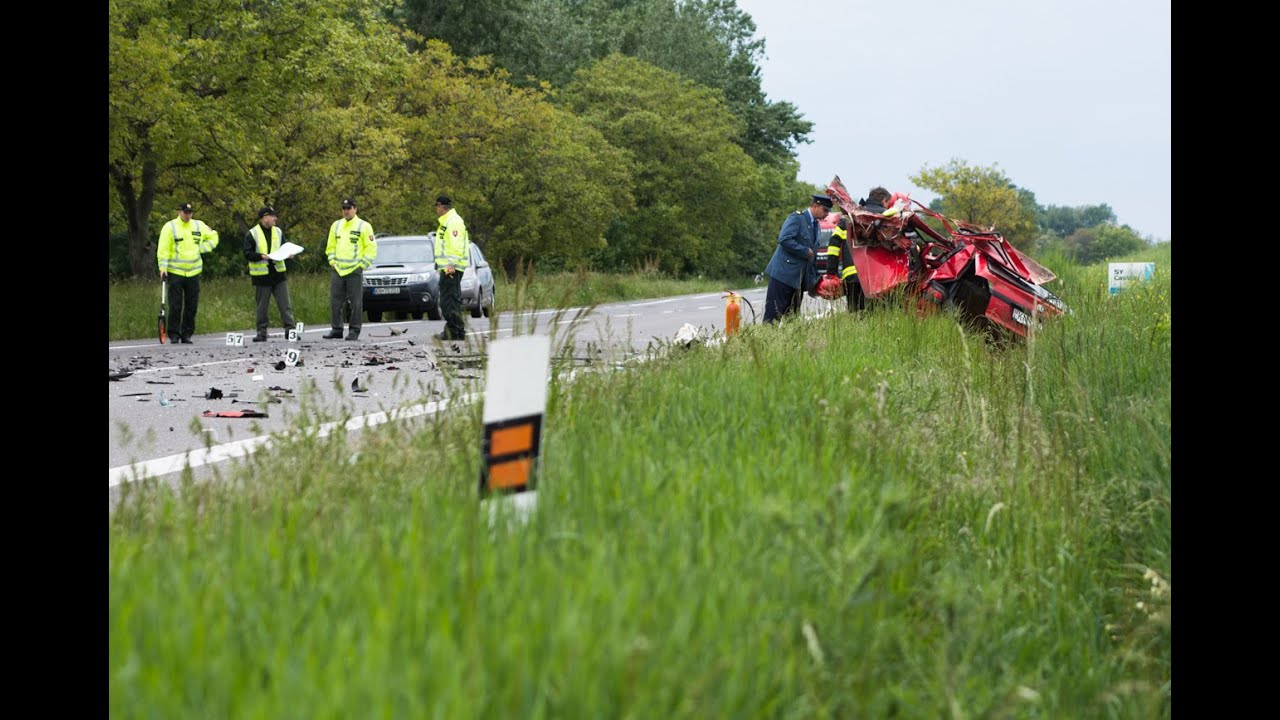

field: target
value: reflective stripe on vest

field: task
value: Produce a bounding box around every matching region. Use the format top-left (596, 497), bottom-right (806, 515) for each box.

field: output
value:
top-left (434, 211), bottom-right (469, 270)
top-left (329, 219), bottom-right (367, 274)
top-left (248, 226), bottom-right (287, 275)
top-left (162, 220), bottom-right (205, 277)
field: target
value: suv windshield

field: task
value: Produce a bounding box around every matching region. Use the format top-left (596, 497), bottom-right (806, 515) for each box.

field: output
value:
top-left (376, 240), bottom-right (434, 264)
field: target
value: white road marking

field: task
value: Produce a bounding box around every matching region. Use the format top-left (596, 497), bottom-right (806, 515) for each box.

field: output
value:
top-left (697, 305), bottom-right (717, 310)
top-left (126, 358), bottom-right (253, 374)
top-left (629, 297), bottom-right (679, 307)
top-left (109, 392), bottom-right (482, 488)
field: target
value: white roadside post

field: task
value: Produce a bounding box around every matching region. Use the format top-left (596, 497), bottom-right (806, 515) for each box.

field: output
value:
top-left (1108, 262), bottom-right (1156, 295)
top-left (480, 335), bottom-right (551, 525)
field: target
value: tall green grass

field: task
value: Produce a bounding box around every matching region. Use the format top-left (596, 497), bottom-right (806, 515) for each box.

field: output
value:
top-left (110, 253), bottom-right (1170, 717)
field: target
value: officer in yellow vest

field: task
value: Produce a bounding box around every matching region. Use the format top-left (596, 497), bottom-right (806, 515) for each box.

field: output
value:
top-left (243, 206), bottom-right (296, 341)
top-left (157, 201), bottom-right (220, 343)
top-left (322, 197), bottom-right (376, 341)
top-left (432, 195), bottom-right (471, 341)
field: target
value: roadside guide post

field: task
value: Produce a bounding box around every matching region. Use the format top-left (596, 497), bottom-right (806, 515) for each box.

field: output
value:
top-left (480, 334), bottom-right (551, 525)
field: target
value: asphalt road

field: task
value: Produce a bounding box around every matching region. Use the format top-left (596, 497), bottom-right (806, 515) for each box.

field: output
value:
top-left (109, 285), bottom-right (838, 498)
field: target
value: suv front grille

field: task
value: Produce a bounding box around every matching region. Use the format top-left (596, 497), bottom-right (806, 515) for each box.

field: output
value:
top-left (365, 276), bottom-right (408, 287)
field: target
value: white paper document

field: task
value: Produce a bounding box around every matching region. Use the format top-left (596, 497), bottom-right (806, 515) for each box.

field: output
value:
top-left (266, 242), bottom-right (305, 261)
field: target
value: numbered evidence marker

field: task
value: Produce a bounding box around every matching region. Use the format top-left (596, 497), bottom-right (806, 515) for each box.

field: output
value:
top-left (225, 332), bottom-right (245, 347)
top-left (480, 334), bottom-right (551, 523)
top-left (283, 348), bottom-right (301, 367)
top-left (287, 322), bottom-right (304, 342)
top-left (1108, 262), bottom-right (1156, 295)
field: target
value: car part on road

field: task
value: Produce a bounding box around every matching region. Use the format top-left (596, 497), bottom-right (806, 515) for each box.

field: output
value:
top-left (201, 409), bottom-right (268, 418)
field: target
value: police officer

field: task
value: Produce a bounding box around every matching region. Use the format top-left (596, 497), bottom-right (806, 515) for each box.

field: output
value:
top-left (763, 195), bottom-right (830, 323)
top-left (323, 197), bottom-right (376, 341)
top-left (157, 201), bottom-right (220, 343)
top-left (432, 195), bottom-right (471, 341)
top-left (243, 205), bottom-right (296, 341)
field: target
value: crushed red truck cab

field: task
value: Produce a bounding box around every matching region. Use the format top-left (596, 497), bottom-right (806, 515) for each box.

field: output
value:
top-left (826, 176), bottom-right (1068, 338)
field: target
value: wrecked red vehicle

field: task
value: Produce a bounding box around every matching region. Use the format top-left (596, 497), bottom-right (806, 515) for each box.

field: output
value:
top-left (825, 176), bottom-right (1067, 338)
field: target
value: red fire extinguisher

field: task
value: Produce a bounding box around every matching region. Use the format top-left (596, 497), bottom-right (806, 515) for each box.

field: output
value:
top-left (724, 291), bottom-right (742, 336)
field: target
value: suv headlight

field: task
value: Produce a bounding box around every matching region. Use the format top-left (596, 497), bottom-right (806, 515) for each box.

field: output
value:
top-left (408, 273), bottom-right (430, 283)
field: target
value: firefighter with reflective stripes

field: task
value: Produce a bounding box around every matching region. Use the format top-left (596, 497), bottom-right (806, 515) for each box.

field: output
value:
top-left (432, 195), bottom-right (471, 342)
top-left (157, 201), bottom-right (220, 343)
top-left (243, 205), bottom-right (296, 342)
top-left (323, 197), bottom-right (377, 341)
top-left (824, 216), bottom-right (865, 312)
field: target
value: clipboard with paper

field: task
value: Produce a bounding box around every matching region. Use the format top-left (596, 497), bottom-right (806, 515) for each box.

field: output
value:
top-left (266, 242), bottom-right (305, 261)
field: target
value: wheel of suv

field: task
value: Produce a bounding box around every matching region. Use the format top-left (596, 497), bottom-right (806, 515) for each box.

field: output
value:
top-left (367, 310), bottom-right (382, 323)
top-left (482, 287), bottom-right (494, 318)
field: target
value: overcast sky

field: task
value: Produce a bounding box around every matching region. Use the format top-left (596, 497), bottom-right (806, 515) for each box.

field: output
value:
top-left (732, 0), bottom-right (1171, 241)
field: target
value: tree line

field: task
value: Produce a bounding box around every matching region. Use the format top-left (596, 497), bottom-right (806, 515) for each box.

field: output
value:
top-left (110, 0), bottom-right (1152, 282)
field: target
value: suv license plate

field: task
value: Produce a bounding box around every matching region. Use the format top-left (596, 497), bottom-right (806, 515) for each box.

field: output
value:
top-left (372, 287), bottom-right (401, 295)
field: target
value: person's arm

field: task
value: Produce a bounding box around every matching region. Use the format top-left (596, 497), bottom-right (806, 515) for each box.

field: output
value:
top-left (197, 222), bottom-right (219, 253)
top-left (826, 229), bottom-right (844, 276)
top-left (777, 214), bottom-right (813, 260)
top-left (244, 230), bottom-right (263, 262)
top-left (157, 222), bottom-right (173, 279)
top-left (325, 221), bottom-right (338, 270)
top-left (359, 223), bottom-right (377, 270)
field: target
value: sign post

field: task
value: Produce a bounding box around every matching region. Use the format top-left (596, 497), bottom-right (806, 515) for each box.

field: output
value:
top-left (480, 335), bottom-right (551, 522)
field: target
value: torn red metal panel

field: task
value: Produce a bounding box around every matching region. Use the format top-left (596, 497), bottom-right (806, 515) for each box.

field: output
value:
top-left (201, 410), bottom-right (268, 418)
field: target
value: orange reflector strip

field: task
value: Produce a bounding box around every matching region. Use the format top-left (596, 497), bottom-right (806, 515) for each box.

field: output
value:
top-left (489, 458), bottom-right (531, 489)
top-left (491, 423), bottom-right (534, 456)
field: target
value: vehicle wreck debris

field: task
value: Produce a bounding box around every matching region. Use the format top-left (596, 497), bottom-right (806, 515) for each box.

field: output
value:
top-left (826, 175), bottom-right (1068, 338)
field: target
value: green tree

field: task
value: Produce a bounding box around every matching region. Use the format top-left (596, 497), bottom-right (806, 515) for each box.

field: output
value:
top-left (1066, 223), bottom-right (1146, 264)
top-left (383, 43), bottom-right (634, 279)
top-left (391, 0), bottom-right (812, 170)
top-left (561, 54), bottom-right (760, 274)
top-left (1039, 203), bottom-right (1117, 238)
top-left (911, 159), bottom-right (1037, 248)
top-left (109, 0), bottom-right (411, 277)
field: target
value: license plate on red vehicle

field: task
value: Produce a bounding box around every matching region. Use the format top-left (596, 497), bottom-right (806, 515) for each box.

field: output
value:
top-left (372, 287), bottom-right (400, 295)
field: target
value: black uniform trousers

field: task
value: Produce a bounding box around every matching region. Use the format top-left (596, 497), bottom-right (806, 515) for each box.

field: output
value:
top-left (166, 273), bottom-right (201, 341)
top-left (329, 268), bottom-right (363, 336)
top-left (763, 276), bottom-right (804, 324)
top-left (438, 269), bottom-right (466, 339)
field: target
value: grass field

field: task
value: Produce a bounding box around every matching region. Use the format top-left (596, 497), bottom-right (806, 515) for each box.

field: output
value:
top-left (109, 247), bottom-right (1170, 717)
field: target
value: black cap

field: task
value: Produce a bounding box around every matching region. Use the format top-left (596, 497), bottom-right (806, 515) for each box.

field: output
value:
top-left (177, 202), bottom-right (193, 213)
top-left (435, 195), bottom-right (452, 207)
top-left (258, 205), bottom-right (277, 219)
top-left (341, 198), bottom-right (356, 209)
top-left (811, 194), bottom-right (833, 209)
